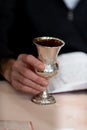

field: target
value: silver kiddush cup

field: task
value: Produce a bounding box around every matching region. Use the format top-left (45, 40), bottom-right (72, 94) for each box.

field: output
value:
top-left (31, 36), bottom-right (65, 105)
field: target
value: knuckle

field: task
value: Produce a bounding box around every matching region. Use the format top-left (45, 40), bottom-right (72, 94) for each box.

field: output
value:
top-left (22, 68), bottom-right (28, 75)
top-left (21, 78), bottom-right (27, 84)
top-left (18, 54), bottom-right (23, 60)
top-left (25, 54), bottom-right (33, 61)
top-left (35, 76), bottom-right (41, 83)
top-left (12, 63), bottom-right (17, 70)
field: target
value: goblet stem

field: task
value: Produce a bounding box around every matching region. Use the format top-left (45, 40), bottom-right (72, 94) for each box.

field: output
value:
top-left (41, 89), bottom-right (48, 99)
top-left (31, 84), bottom-right (56, 105)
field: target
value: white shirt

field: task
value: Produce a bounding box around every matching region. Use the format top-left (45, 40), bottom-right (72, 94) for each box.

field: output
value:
top-left (63, 0), bottom-right (80, 10)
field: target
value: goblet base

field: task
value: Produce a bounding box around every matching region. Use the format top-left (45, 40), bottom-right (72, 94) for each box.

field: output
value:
top-left (31, 93), bottom-right (56, 105)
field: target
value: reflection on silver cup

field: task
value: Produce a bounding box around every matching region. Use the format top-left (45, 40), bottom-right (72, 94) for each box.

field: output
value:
top-left (36, 63), bottom-right (59, 78)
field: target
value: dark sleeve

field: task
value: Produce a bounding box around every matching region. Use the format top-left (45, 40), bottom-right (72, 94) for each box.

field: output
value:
top-left (0, 0), bottom-right (16, 59)
top-left (0, 0), bottom-right (16, 80)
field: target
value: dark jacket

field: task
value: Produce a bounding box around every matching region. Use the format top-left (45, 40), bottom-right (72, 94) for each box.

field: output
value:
top-left (0, 0), bottom-right (87, 59)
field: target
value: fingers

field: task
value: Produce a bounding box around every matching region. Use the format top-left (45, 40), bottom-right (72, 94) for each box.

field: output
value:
top-left (12, 60), bottom-right (48, 87)
top-left (12, 79), bottom-right (40, 94)
top-left (11, 71), bottom-right (46, 92)
top-left (18, 54), bottom-right (45, 71)
top-left (10, 54), bottom-right (48, 95)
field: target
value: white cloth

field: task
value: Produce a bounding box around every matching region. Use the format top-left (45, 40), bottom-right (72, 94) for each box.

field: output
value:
top-left (48, 52), bottom-right (87, 93)
top-left (63, 0), bottom-right (80, 9)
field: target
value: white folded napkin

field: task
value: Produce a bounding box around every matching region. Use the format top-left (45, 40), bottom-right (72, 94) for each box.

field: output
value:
top-left (48, 52), bottom-right (87, 93)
